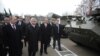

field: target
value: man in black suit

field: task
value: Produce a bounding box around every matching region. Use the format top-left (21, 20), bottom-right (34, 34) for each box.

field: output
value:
top-left (25, 18), bottom-right (39, 56)
top-left (3, 16), bottom-right (23, 56)
top-left (52, 19), bottom-right (64, 51)
top-left (2, 17), bottom-right (10, 56)
top-left (16, 18), bottom-right (27, 54)
top-left (0, 23), bottom-right (4, 56)
top-left (40, 18), bottom-right (52, 55)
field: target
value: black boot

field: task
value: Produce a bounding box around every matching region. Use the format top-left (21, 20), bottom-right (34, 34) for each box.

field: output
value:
top-left (44, 51), bottom-right (48, 54)
top-left (58, 48), bottom-right (62, 51)
top-left (40, 51), bottom-right (43, 56)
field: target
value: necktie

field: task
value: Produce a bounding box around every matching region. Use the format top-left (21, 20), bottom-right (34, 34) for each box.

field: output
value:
top-left (57, 24), bottom-right (59, 33)
top-left (45, 24), bottom-right (47, 28)
top-left (13, 24), bottom-right (16, 30)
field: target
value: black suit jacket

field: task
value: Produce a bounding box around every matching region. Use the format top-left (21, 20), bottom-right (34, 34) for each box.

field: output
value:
top-left (2, 23), bottom-right (9, 47)
top-left (0, 25), bottom-right (3, 45)
top-left (16, 21), bottom-right (26, 36)
top-left (3, 23), bottom-right (22, 49)
top-left (52, 24), bottom-right (64, 38)
top-left (40, 23), bottom-right (52, 43)
top-left (25, 23), bottom-right (39, 51)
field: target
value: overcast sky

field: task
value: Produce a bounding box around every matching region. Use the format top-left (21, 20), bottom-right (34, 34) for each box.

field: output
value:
top-left (2, 0), bottom-right (82, 16)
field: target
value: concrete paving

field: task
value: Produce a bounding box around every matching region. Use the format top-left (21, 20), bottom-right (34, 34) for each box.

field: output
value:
top-left (22, 42), bottom-right (59, 56)
top-left (22, 38), bottom-right (100, 56)
top-left (61, 38), bottom-right (100, 56)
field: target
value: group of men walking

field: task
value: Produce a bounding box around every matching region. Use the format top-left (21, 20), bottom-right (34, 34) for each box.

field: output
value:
top-left (0, 16), bottom-right (65, 56)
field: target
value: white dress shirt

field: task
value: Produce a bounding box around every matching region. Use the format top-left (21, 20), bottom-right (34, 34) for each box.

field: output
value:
top-left (10, 23), bottom-right (16, 30)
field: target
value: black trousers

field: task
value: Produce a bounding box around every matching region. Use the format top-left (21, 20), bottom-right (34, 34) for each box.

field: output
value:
top-left (0, 44), bottom-right (9, 56)
top-left (24, 38), bottom-right (27, 47)
top-left (28, 47), bottom-right (36, 56)
top-left (24, 40), bottom-right (27, 47)
top-left (53, 35), bottom-right (61, 50)
top-left (3, 47), bottom-right (9, 56)
top-left (48, 38), bottom-right (51, 46)
top-left (9, 46), bottom-right (22, 56)
top-left (0, 44), bottom-right (3, 56)
top-left (40, 42), bottom-right (48, 54)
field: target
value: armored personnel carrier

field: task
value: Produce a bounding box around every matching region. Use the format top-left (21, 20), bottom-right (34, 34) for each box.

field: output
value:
top-left (65, 8), bottom-right (100, 51)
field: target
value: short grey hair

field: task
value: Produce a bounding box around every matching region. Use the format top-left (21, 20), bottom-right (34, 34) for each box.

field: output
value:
top-left (30, 17), bottom-right (37, 23)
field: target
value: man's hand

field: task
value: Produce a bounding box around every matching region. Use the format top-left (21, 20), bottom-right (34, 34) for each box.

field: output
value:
top-left (21, 39), bottom-right (24, 42)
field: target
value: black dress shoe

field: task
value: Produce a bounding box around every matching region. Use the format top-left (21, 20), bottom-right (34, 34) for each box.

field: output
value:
top-left (44, 51), bottom-right (48, 54)
top-left (47, 44), bottom-right (50, 47)
top-left (53, 47), bottom-right (55, 49)
top-left (40, 53), bottom-right (42, 56)
top-left (58, 49), bottom-right (63, 51)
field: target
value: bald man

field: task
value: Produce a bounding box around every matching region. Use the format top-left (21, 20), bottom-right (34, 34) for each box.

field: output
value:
top-left (3, 16), bottom-right (23, 56)
top-left (25, 18), bottom-right (39, 56)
